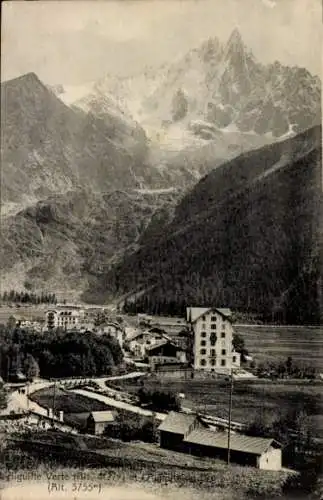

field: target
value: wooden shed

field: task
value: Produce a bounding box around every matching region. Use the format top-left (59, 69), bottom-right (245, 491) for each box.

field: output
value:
top-left (86, 411), bottom-right (117, 435)
top-left (158, 411), bottom-right (202, 452)
top-left (183, 428), bottom-right (282, 470)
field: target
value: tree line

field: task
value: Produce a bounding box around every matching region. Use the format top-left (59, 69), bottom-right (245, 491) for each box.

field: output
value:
top-left (109, 141), bottom-right (321, 326)
top-left (0, 324), bottom-right (124, 380)
top-left (2, 290), bottom-right (57, 305)
top-left (254, 356), bottom-right (317, 380)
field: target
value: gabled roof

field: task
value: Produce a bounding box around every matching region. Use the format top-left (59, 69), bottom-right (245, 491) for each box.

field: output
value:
top-left (184, 429), bottom-right (281, 455)
top-left (128, 331), bottom-right (144, 341)
top-left (147, 326), bottom-right (168, 334)
top-left (128, 330), bottom-right (163, 342)
top-left (217, 308), bottom-right (232, 318)
top-left (89, 411), bottom-right (116, 423)
top-left (146, 339), bottom-right (185, 353)
top-left (186, 307), bottom-right (209, 322)
top-left (158, 411), bottom-right (197, 435)
top-left (147, 339), bottom-right (176, 351)
top-left (186, 307), bottom-right (232, 323)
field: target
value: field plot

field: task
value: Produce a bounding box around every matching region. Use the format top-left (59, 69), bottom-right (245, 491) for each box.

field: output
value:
top-left (117, 377), bottom-right (323, 437)
top-left (30, 387), bottom-right (110, 413)
top-left (235, 325), bottom-right (323, 369)
top-left (0, 305), bottom-right (47, 323)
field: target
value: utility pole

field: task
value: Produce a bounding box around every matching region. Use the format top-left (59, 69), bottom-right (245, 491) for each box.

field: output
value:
top-left (52, 379), bottom-right (57, 423)
top-left (227, 367), bottom-right (234, 465)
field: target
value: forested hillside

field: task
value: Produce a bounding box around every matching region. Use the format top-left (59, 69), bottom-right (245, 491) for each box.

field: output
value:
top-left (96, 126), bottom-right (322, 324)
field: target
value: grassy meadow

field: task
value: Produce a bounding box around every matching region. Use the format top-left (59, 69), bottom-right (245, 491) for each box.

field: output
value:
top-left (235, 325), bottom-right (323, 369)
top-left (0, 430), bottom-right (297, 500)
top-left (115, 377), bottom-right (323, 438)
top-left (30, 387), bottom-right (109, 414)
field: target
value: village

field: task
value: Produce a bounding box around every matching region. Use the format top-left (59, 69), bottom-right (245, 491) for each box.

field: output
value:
top-left (0, 300), bottom-right (322, 484)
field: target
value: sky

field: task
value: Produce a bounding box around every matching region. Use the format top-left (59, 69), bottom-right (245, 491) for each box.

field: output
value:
top-left (1, 0), bottom-right (322, 85)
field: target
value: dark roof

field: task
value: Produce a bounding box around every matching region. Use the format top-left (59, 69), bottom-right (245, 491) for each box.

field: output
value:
top-left (146, 340), bottom-right (170, 352)
top-left (158, 411), bottom-right (197, 435)
top-left (184, 429), bottom-right (281, 455)
top-left (186, 307), bottom-right (232, 323)
top-left (147, 340), bottom-right (185, 353)
top-left (102, 322), bottom-right (123, 330)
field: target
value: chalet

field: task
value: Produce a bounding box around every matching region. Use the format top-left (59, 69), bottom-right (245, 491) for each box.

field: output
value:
top-left (128, 330), bottom-right (165, 358)
top-left (186, 307), bottom-right (240, 373)
top-left (96, 322), bottom-right (125, 347)
top-left (86, 411), bottom-right (117, 435)
top-left (146, 340), bottom-right (187, 367)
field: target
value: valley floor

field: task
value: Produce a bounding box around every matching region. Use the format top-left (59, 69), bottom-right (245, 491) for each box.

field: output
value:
top-left (235, 325), bottom-right (323, 369)
top-left (114, 377), bottom-right (323, 440)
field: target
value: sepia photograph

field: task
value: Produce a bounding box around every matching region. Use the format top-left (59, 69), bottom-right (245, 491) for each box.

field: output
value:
top-left (0, 0), bottom-right (322, 499)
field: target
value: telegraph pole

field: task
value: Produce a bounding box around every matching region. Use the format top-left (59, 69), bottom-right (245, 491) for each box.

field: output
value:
top-left (52, 379), bottom-right (57, 423)
top-left (26, 382), bottom-right (30, 410)
top-left (227, 367), bottom-right (234, 465)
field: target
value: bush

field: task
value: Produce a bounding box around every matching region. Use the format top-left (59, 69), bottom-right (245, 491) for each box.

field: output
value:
top-left (255, 357), bottom-right (317, 380)
top-left (138, 388), bottom-right (180, 412)
top-left (104, 413), bottom-right (158, 443)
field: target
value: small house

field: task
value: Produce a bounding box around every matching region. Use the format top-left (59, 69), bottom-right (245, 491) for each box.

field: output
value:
top-left (86, 411), bottom-right (117, 435)
top-left (128, 331), bottom-right (165, 358)
top-left (158, 411), bottom-right (202, 451)
top-left (147, 340), bottom-right (187, 367)
top-left (96, 322), bottom-right (125, 347)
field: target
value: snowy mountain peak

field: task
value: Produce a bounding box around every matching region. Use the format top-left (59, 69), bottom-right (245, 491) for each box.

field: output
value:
top-left (199, 37), bottom-right (222, 62)
top-left (227, 28), bottom-right (243, 44)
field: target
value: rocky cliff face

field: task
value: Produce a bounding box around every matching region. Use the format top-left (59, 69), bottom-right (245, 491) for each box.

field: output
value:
top-left (1, 72), bottom-right (161, 206)
top-left (138, 29), bottom-right (320, 138)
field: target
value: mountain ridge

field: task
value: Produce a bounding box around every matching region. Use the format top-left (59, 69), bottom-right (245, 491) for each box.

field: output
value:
top-left (1, 72), bottom-right (165, 206)
top-left (91, 125), bottom-right (322, 325)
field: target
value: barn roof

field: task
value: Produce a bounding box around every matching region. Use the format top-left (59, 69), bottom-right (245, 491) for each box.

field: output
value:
top-left (89, 411), bottom-right (116, 423)
top-left (184, 429), bottom-right (281, 455)
top-left (158, 411), bottom-right (197, 435)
